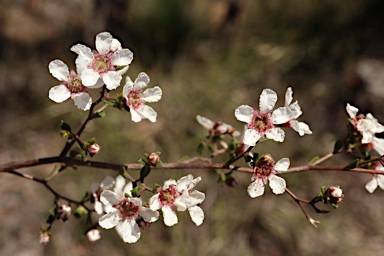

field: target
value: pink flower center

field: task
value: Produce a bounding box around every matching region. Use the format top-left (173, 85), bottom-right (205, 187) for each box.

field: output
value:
top-left (252, 156), bottom-right (275, 181)
top-left (127, 90), bottom-right (143, 109)
top-left (92, 53), bottom-right (114, 74)
top-left (117, 199), bottom-right (139, 220)
top-left (248, 110), bottom-right (274, 136)
top-left (159, 185), bottom-right (180, 206)
top-left (66, 71), bottom-right (86, 93)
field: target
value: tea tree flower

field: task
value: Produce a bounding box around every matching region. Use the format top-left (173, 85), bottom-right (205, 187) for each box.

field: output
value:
top-left (247, 155), bottom-right (289, 198)
top-left (48, 59), bottom-right (92, 110)
top-left (98, 190), bottom-right (159, 243)
top-left (71, 31), bottom-right (133, 90)
top-left (196, 115), bottom-right (240, 137)
top-left (90, 176), bottom-right (115, 214)
top-left (123, 72), bottom-right (162, 122)
top-left (235, 88), bottom-right (293, 146)
top-left (149, 174), bottom-right (205, 227)
top-left (86, 229), bottom-right (101, 242)
top-left (365, 164), bottom-right (384, 193)
top-left (114, 175), bottom-right (133, 197)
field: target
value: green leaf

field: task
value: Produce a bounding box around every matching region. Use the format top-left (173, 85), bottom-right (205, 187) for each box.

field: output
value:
top-left (139, 165), bottom-right (151, 182)
top-left (309, 156), bottom-right (320, 164)
top-left (344, 159), bottom-right (360, 170)
top-left (152, 184), bottom-right (161, 193)
top-left (118, 167), bottom-right (127, 177)
top-left (60, 120), bottom-right (71, 132)
top-left (197, 142), bottom-right (205, 155)
top-left (333, 140), bottom-right (344, 154)
top-left (131, 186), bottom-right (142, 197)
top-left (138, 158), bottom-right (147, 165)
top-left (103, 99), bottom-right (115, 107)
top-left (94, 111), bottom-right (106, 118)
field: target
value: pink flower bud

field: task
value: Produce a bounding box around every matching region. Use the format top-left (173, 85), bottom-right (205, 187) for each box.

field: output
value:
top-left (86, 229), bottom-right (101, 242)
top-left (39, 231), bottom-right (50, 244)
top-left (328, 186), bottom-right (344, 203)
top-left (88, 143), bottom-right (101, 155)
top-left (58, 204), bottom-right (71, 220)
top-left (148, 152), bottom-right (160, 166)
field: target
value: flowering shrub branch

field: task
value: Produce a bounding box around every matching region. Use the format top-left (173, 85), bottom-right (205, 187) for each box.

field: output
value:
top-left (2, 31), bottom-right (384, 244)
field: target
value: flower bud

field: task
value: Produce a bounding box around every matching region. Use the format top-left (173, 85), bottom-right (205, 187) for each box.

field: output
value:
top-left (88, 143), bottom-right (101, 155)
top-left (39, 231), bottom-right (50, 245)
top-left (86, 229), bottom-right (101, 242)
top-left (327, 186), bottom-right (344, 203)
top-left (136, 218), bottom-right (151, 230)
top-left (148, 152), bottom-right (160, 166)
top-left (57, 204), bottom-right (71, 220)
top-left (225, 175), bottom-right (238, 188)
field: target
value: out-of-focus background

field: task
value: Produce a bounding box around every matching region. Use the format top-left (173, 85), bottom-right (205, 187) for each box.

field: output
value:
top-left (1, 0), bottom-right (384, 255)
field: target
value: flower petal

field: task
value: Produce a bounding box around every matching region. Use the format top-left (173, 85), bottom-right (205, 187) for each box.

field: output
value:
top-left (100, 190), bottom-right (122, 207)
top-left (288, 101), bottom-right (303, 119)
top-left (188, 206), bottom-right (204, 226)
top-left (115, 219), bottom-right (141, 243)
top-left (81, 69), bottom-right (100, 87)
top-left (247, 179), bottom-right (265, 198)
top-left (162, 205), bottom-right (178, 226)
top-left (346, 103), bottom-right (358, 119)
top-left (49, 85), bottom-right (71, 103)
top-left (103, 71), bottom-right (122, 90)
top-left (149, 194), bottom-right (161, 210)
top-left (177, 174), bottom-right (201, 191)
top-left (49, 60), bottom-right (69, 81)
top-left (70, 44), bottom-right (93, 60)
top-left (196, 115), bottom-right (214, 130)
top-left (271, 106), bottom-right (293, 124)
top-left (94, 201), bottom-right (104, 215)
top-left (377, 175), bottom-right (384, 191)
top-left (265, 128), bottom-right (285, 142)
top-left (274, 158), bottom-right (290, 172)
top-left (114, 175), bottom-right (127, 195)
top-left (99, 211), bottom-right (120, 229)
top-left (72, 92), bottom-right (92, 111)
top-left (259, 88), bottom-right (277, 112)
top-left (235, 105), bottom-right (254, 124)
top-left (372, 137), bottom-right (384, 156)
top-left (268, 175), bottom-right (286, 195)
top-left (96, 32), bottom-right (113, 55)
top-left (139, 105), bottom-right (158, 122)
top-left (134, 72), bottom-right (150, 89)
top-left (142, 86), bottom-right (162, 102)
top-left (130, 109), bottom-right (143, 123)
top-left (139, 207), bottom-right (159, 223)
top-left (290, 120), bottom-right (312, 136)
top-left (365, 177), bottom-right (378, 193)
top-left (243, 129), bottom-right (261, 146)
top-left (112, 49), bottom-right (134, 66)
top-left (101, 176), bottom-right (115, 189)
top-left (285, 87), bottom-right (293, 106)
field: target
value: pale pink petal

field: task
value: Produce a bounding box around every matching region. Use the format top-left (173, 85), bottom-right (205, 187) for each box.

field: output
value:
top-left (98, 211), bottom-right (120, 229)
top-left (134, 72), bottom-right (150, 88)
top-left (265, 128), bottom-right (285, 142)
top-left (290, 120), bottom-right (312, 136)
top-left (174, 198), bottom-right (187, 212)
top-left (72, 92), bottom-right (92, 111)
top-left (162, 205), bottom-right (178, 226)
top-left (177, 174), bottom-right (200, 191)
top-left (139, 207), bottom-right (159, 223)
top-left (103, 71), bottom-right (122, 90)
top-left (139, 105), bottom-right (157, 122)
top-left (247, 179), bottom-right (265, 198)
top-left (114, 175), bottom-right (127, 195)
top-left (130, 109), bottom-right (143, 122)
top-left (274, 158), bottom-right (290, 172)
top-left (94, 201), bottom-right (104, 215)
top-left (285, 87), bottom-right (293, 106)
top-left (243, 129), bottom-right (261, 146)
top-left (149, 194), bottom-right (161, 211)
top-left (346, 103), bottom-right (358, 119)
top-left (188, 206), bottom-right (204, 226)
top-left (259, 88), bottom-right (277, 112)
top-left (372, 137), bottom-right (384, 156)
top-left (112, 49), bottom-right (134, 66)
top-left (163, 179), bottom-right (177, 189)
top-left (81, 69), bottom-right (100, 87)
top-left (101, 176), bottom-right (115, 189)
top-left (100, 190), bottom-right (122, 207)
top-left (196, 115), bottom-right (214, 130)
top-left (271, 107), bottom-right (293, 124)
top-left (49, 85), bottom-right (71, 103)
top-left (48, 60), bottom-right (69, 81)
top-left (365, 177), bottom-right (378, 193)
top-left (110, 39), bottom-right (122, 51)
top-left (95, 32), bottom-right (113, 54)
top-left (268, 175), bottom-right (286, 195)
top-left (116, 219), bottom-right (141, 243)
top-left (70, 44), bottom-right (93, 59)
top-left (235, 105), bottom-right (254, 124)
top-left (142, 86), bottom-right (162, 102)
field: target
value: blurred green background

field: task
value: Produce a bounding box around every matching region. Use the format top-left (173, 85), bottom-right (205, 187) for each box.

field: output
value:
top-left (1, 0), bottom-right (384, 255)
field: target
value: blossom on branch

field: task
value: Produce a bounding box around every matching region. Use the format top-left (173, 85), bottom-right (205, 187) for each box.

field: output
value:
top-left (235, 88), bottom-right (294, 146)
top-left (196, 115), bottom-right (240, 137)
top-left (247, 155), bottom-right (289, 198)
top-left (90, 176), bottom-right (115, 214)
top-left (365, 164), bottom-right (384, 193)
top-left (71, 31), bottom-right (133, 90)
top-left (48, 59), bottom-right (92, 110)
top-left (98, 190), bottom-right (159, 243)
top-left (123, 72), bottom-right (162, 122)
top-left (149, 174), bottom-right (205, 227)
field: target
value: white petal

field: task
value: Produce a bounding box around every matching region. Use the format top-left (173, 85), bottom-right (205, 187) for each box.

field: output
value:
top-left (268, 175), bottom-right (286, 195)
top-left (365, 177), bottom-right (378, 193)
top-left (122, 182), bottom-right (133, 196)
top-left (94, 201), bottom-right (104, 215)
top-left (114, 175), bottom-right (126, 195)
top-left (235, 105), bottom-right (254, 124)
top-left (177, 174), bottom-right (200, 191)
top-left (162, 205), bottom-right (178, 226)
top-left (134, 72), bottom-right (150, 88)
top-left (142, 86), bottom-right (162, 102)
top-left (90, 183), bottom-right (99, 194)
top-left (285, 87), bottom-right (293, 106)
top-left (372, 137), bottom-right (384, 156)
top-left (70, 44), bottom-right (93, 60)
top-left (49, 85), bottom-right (71, 103)
top-left (288, 101), bottom-right (303, 119)
top-left (377, 175), bottom-right (384, 191)
top-left (103, 71), bottom-right (122, 90)
top-left (112, 49), bottom-right (134, 66)
top-left (290, 120), bottom-right (312, 136)
top-left (100, 190), bottom-right (122, 207)
top-left (274, 158), bottom-right (290, 172)
top-left (271, 107), bottom-right (293, 124)
top-left (72, 92), bottom-right (92, 111)
top-left (188, 206), bottom-right (204, 226)
top-left (130, 109), bottom-right (143, 122)
top-left (48, 60), bottom-right (69, 81)
top-left (139, 207), bottom-right (159, 223)
top-left (247, 179), bottom-right (265, 198)
top-left (265, 128), bottom-right (285, 142)
top-left (98, 211), bottom-right (120, 229)
top-left (346, 103), bottom-right (358, 119)
top-left (101, 176), bottom-right (115, 189)
top-left (174, 198), bottom-right (187, 212)
top-left (139, 105), bottom-right (158, 122)
top-left (117, 65), bottom-right (129, 76)
top-left (123, 77), bottom-right (134, 97)
top-left (180, 190), bottom-right (205, 207)
top-left (196, 115), bottom-right (214, 130)
top-left (96, 32), bottom-right (113, 54)
top-left (116, 219), bottom-right (141, 243)
top-left (259, 88), bottom-right (277, 112)
top-left (366, 113), bottom-right (384, 133)
top-left (243, 129), bottom-right (261, 146)
top-left (149, 194), bottom-right (161, 210)
top-left (361, 131), bottom-right (373, 144)
top-left (81, 69), bottom-right (100, 87)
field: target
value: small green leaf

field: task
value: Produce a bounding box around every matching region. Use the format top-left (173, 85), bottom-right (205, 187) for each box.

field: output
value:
top-left (152, 184), bottom-right (161, 193)
top-left (118, 167), bottom-right (127, 177)
top-left (103, 99), bottom-right (115, 106)
top-left (131, 186), bottom-right (142, 197)
top-left (309, 156), bottom-right (320, 164)
top-left (197, 142), bottom-right (205, 155)
top-left (138, 158), bottom-right (147, 165)
top-left (60, 120), bottom-right (72, 132)
top-left (344, 159), bottom-right (360, 170)
top-left (94, 111), bottom-right (106, 118)
top-left (139, 165), bottom-right (151, 182)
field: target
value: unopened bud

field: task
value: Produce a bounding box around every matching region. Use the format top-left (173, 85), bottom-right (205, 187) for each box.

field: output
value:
top-left (148, 152), bottom-right (160, 166)
top-left (225, 175), bottom-right (238, 188)
top-left (39, 231), bottom-right (50, 245)
top-left (327, 186), bottom-right (344, 203)
top-left (136, 218), bottom-right (151, 230)
top-left (57, 204), bottom-right (71, 220)
top-left (86, 229), bottom-right (101, 242)
top-left (88, 143), bottom-right (101, 155)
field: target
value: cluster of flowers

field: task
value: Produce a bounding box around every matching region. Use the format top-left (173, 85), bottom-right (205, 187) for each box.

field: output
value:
top-left (90, 174), bottom-right (205, 243)
top-left (48, 31), bottom-right (162, 122)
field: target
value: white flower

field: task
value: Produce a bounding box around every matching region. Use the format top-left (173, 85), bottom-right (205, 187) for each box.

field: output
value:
top-left (235, 88), bottom-right (294, 146)
top-left (71, 31), bottom-right (133, 90)
top-left (90, 176), bottom-right (115, 214)
top-left (123, 72), bottom-right (162, 122)
top-left (365, 164), bottom-right (384, 193)
top-left (281, 87), bottom-right (312, 136)
top-left (86, 229), bottom-right (101, 242)
top-left (98, 190), bottom-right (159, 243)
top-left (196, 115), bottom-right (240, 137)
top-left (247, 155), bottom-right (289, 198)
top-left (149, 174), bottom-right (205, 227)
top-left (48, 59), bottom-right (92, 110)
top-left (114, 175), bottom-right (133, 197)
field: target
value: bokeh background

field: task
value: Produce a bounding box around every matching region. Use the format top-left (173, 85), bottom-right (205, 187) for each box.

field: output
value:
top-left (1, 0), bottom-right (384, 255)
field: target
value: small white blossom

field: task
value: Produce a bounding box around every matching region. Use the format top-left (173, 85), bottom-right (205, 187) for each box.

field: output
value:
top-left (90, 176), bottom-right (115, 214)
top-left (365, 164), bottom-right (384, 193)
top-left (48, 59), bottom-right (92, 110)
top-left (123, 72), bottom-right (162, 122)
top-left (196, 115), bottom-right (240, 137)
top-left (98, 190), bottom-right (159, 243)
top-left (86, 229), bottom-right (101, 242)
top-left (71, 31), bottom-right (133, 90)
top-left (149, 174), bottom-right (205, 227)
top-left (235, 88), bottom-right (294, 146)
top-left (247, 155), bottom-right (289, 198)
